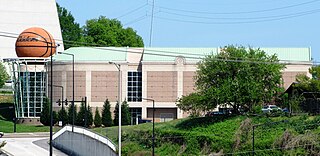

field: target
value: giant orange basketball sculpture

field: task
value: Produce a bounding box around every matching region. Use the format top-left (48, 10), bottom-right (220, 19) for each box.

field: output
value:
top-left (15, 27), bottom-right (56, 57)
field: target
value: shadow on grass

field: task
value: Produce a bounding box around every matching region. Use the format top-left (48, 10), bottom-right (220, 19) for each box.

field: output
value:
top-left (175, 115), bottom-right (234, 130)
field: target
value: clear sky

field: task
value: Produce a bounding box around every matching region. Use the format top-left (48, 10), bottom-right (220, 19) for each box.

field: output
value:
top-left (56, 0), bottom-right (320, 63)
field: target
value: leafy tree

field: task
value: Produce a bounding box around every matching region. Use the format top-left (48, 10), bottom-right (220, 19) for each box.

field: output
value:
top-left (82, 16), bottom-right (144, 47)
top-left (114, 100), bottom-right (131, 126)
top-left (294, 66), bottom-right (320, 92)
top-left (177, 92), bottom-right (209, 117)
top-left (102, 99), bottom-right (112, 127)
top-left (67, 104), bottom-right (77, 125)
top-left (180, 45), bottom-right (285, 114)
top-left (121, 100), bottom-right (131, 125)
top-left (56, 3), bottom-right (82, 49)
top-left (94, 107), bottom-right (102, 127)
top-left (58, 106), bottom-right (68, 126)
top-left (0, 62), bottom-right (9, 88)
top-left (40, 98), bottom-right (50, 126)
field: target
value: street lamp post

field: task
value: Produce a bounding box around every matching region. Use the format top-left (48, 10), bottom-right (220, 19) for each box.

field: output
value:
top-left (58, 52), bottom-right (75, 132)
top-left (140, 97), bottom-right (155, 156)
top-left (109, 61), bottom-right (122, 156)
top-left (52, 85), bottom-right (64, 110)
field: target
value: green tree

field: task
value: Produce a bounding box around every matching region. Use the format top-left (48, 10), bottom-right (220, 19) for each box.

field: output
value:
top-left (94, 107), bottom-right (102, 127)
top-left (76, 101), bottom-right (86, 126)
top-left (40, 98), bottom-right (50, 126)
top-left (53, 111), bottom-right (58, 125)
top-left (121, 100), bottom-right (131, 125)
top-left (58, 106), bottom-right (68, 126)
top-left (87, 105), bottom-right (93, 127)
top-left (56, 3), bottom-right (82, 49)
top-left (181, 45), bottom-right (284, 114)
top-left (82, 16), bottom-right (144, 47)
top-left (0, 62), bottom-right (9, 88)
top-left (114, 100), bottom-right (131, 126)
top-left (176, 92), bottom-right (209, 117)
top-left (67, 104), bottom-right (77, 125)
top-left (102, 99), bottom-right (112, 127)
top-left (113, 101), bottom-right (119, 126)
top-left (294, 66), bottom-right (320, 92)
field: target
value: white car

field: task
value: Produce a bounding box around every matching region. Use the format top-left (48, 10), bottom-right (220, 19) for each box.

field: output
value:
top-left (262, 105), bottom-right (282, 113)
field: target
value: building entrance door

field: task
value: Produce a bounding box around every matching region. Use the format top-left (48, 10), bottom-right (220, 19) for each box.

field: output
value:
top-left (130, 108), bottom-right (142, 125)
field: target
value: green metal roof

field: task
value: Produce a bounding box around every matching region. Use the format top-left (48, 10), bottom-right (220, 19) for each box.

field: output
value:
top-left (53, 47), bottom-right (311, 63)
top-left (260, 48), bottom-right (311, 62)
top-left (53, 47), bottom-right (127, 62)
top-left (143, 47), bottom-right (311, 62)
top-left (143, 48), bottom-right (218, 62)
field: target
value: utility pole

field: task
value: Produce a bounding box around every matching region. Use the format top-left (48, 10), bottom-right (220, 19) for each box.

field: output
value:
top-left (149, 0), bottom-right (155, 47)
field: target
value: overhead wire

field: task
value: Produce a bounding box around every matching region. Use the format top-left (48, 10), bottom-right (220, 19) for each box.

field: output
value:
top-left (123, 14), bottom-right (148, 26)
top-left (155, 0), bottom-right (320, 15)
top-left (115, 3), bottom-right (148, 19)
top-left (159, 8), bottom-right (320, 21)
top-left (154, 9), bottom-right (320, 24)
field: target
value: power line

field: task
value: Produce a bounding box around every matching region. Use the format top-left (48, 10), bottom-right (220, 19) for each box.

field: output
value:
top-left (159, 8), bottom-right (320, 21)
top-left (115, 3), bottom-right (148, 19)
top-left (153, 9), bottom-right (320, 25)
top-left (155, 0), bottom-right (320, 15)
top-left (123, 14), bottom-right (148, 26)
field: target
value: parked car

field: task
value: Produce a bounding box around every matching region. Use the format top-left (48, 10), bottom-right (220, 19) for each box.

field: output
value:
top-left (138, 119), bottom-right (152, 124)
top-left (205, 111), bottom-right (225, 117)
top-left (261, 105), bottom-right (282, 113)
top-left (0, 132), bottom-right (4, 138)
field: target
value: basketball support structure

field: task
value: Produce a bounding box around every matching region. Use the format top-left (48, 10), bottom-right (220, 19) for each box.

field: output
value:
top-left (4, 58), bottom-right (48, 124)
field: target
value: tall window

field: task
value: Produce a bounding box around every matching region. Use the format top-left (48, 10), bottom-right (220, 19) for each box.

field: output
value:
top-left (127, 71), bottom-right (142, 102)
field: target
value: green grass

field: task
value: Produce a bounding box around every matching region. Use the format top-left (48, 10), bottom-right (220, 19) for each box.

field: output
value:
top-left (0, 119), bottom-right (63, 133)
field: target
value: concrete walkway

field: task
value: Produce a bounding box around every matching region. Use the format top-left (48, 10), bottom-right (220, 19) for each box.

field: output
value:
top-left (0, 133), bottom-right (67, 156)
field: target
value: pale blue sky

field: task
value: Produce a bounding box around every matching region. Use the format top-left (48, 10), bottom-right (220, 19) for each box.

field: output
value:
top-left (56, 0), bottom-right (320, 63)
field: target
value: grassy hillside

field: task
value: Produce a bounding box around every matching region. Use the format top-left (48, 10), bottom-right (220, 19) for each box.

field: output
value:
top-left (94, 115), bottom-right (320, 156)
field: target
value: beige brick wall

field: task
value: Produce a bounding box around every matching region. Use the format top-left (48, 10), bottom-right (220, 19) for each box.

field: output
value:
top-left (146, 108), bottom-right (177, 122)
top-left (91, 71), bottom-right (118, 102)
top-left (282, 71), bottom-right (307, 89)
top-left (48, 71), bottom-right (63, 102)
top-left (66, 71), bottom-right (86, 101)
top-left (147, 71), bottom-right (178, 102)
top-left (183, 71), bottom-right (196, 95)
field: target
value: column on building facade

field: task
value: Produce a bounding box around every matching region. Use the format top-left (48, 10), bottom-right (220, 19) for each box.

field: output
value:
top-left (86, 70), bottom-right (91, 103)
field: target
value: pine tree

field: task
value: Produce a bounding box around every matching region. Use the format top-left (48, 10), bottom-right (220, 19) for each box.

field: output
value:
top-left (76, 101), bottom-right (86, 126)
top-left (102, 99), bottom-right (112, 127)
top-left (53, 111), bottom-right (58, 125)
top-left (87, 105), bottom-right (93, 127)
top-left (113, 101), bottom-right (119, 126)
top-left (58, 106), bottom-right (68, 126)
top-left (40, 97), bottom-right (50, 126)
top-left (121, 100), bottom-right (131, 125)
top-left (114, 100), bottom-right (131, 126)
top-left (94, 107), bottom-right (102, 127)
top-left (68, 104), bottom-right (77, 125)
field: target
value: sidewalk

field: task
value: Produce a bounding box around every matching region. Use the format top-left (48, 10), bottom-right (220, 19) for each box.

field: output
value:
top-left (2, 132), bottom-right (49, 138)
